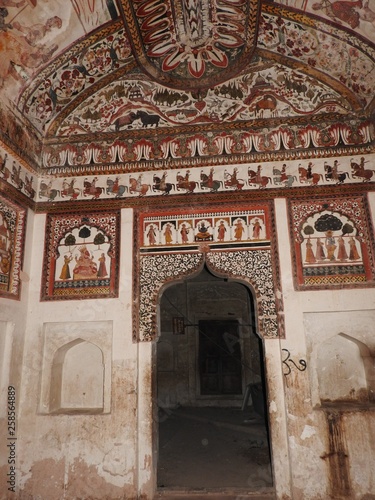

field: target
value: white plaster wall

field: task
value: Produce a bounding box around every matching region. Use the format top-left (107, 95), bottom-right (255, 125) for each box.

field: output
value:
top-left (14, 209), bottom-right (141, 499)
top-left (274, 193), bottom-right (375, 499)
top-left (0, 208), bottom-right (33, 497)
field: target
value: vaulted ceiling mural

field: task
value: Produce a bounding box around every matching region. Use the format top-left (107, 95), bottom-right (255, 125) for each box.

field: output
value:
top-left (0, 0), bottom-right (373, 178)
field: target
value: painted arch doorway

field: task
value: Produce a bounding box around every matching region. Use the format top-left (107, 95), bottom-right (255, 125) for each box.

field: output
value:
top-left (156, 266), bottom-right (273, 493)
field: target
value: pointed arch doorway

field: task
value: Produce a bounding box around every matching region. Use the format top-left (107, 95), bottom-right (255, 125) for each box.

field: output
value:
top-left (156, 265), bottom-right (273, 493)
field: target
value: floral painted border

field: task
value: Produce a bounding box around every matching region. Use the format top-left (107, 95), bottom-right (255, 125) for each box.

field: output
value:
top-left (0, 193), bottom-right (26, 300)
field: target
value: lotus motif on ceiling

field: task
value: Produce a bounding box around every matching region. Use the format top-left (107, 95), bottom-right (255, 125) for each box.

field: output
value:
top-left (119, 0), bottom-right (260, 89)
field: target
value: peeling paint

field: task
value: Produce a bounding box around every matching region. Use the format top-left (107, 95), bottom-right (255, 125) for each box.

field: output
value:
top-left (269, 400), bottom-right (277, 413)
top-left (301, 425), bottom-right (316, 440)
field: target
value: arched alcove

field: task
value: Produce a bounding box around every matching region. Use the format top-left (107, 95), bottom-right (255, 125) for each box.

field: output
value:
top-left (317, 333), bottom-right (371, 405)
top-left (50, 339), bottom-right (104, 413)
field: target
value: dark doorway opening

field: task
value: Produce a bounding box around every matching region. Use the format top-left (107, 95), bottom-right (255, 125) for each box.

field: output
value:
top-left (156, 266), bottom-right (273, 495)
top-left (199, 319), bottom-right (242, 395)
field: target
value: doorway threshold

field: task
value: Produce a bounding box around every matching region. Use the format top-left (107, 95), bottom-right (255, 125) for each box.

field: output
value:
top-left (155, 487), bottom-right (276, 499)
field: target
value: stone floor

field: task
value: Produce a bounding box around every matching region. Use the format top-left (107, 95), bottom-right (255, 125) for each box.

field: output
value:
top-left (157, 406), bottom-right (275, 499)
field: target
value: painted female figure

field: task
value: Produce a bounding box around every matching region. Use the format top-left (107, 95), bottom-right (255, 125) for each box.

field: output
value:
top-left (97, 253), bottom-right (108, 278)
top-left (234, 219), bottom-right (245, 241)
top-left (349, 237), bottom-right (360, 260)
top-left (315, 238), bottom-right (325, 261)
top-left (337, 236), bottom-right (348, 261)
top-left (252, 220), bottom-right (262, 240)
top-left (164, 224), bottom-right (173, 245)
top-left (305, 238), bottom-right (316, 264)
top-left (147, 224), bottom-right (157, 245)
top-left (180, 223), bottom-right (189, 244)
top-left (217, 221), bottom-right (226, 242)
top-left (59, 254), bottom-right (73, 279)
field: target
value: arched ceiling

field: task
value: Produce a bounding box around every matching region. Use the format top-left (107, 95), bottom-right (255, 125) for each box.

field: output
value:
top-left (0, 0), bottom-right (374, 174)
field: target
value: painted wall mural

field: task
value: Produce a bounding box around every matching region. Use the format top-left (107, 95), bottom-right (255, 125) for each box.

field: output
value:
top-left (258, 8), bottom-right (374, 107)
top-left (0, 194), bottom-right (26, 300)
top-left (41, 211), bottom-right (120, 300)
top-left (0, 0), bottom-right (118, 101)
top-left (289, 195), bottom-right (375, 289)
top-left (18, 4), bottom-right (374, 138)
top-left (21, 27), bottom-right (132, 134)
top-left (0, 145), bottom-right (36, 201)
top-left (285, 0), bottom-right (375, 43)
top-left (35, 154), bottom-right (375, 203)
top-left (140, 208), bottom-right (269, 249)
top-left (54, 67), bottom-right (351, 137)
top-left (135, 204), bottom-right (284, 341)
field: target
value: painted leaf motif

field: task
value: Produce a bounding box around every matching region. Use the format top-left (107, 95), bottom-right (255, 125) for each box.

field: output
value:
top-left (216, 31), bottom-right (244, 48)
top-left (136, 0), bottom-right (167, 17)
top-left (206, 47), bottom-right (228, 68)
top-left (215, 4), bottom-right (244, 15)
top-left (143, 28), bottom-right (170, 44)
top-left (162, 48), bottom-right (185, 71)
top-left (141, 15), bottom-right (169, 31)
top-left (188, 54), bottom-right (205, 78)
top-left (147, 40), bottom-right (176, 57)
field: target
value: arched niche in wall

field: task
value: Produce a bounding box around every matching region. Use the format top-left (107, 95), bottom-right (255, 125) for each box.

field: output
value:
top-left (50, 339), bottom-right (104, 413)
top-left (317, 333), bottom-right (374, 406)
top-left (39, 320), bottom-right (112, 414)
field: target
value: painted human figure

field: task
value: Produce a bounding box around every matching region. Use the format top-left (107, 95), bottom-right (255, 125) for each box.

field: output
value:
top-left (325, 231), bottom-right (336, 261)
top-left (73, 245), bottom-right (97, 278)
top-left (147, 224), bottom-right (157, 245)
top-left (307, 162), bottom-right (313, 180)
top-left (0, 251), bottom-right (10, 274)
top-left (315, 238), bottom-right (326, 260)
top-left (59, 254), bottom-right (73, 279)
top-left (12, 16), bottom-right (62, 46)
top-left (280, 164), bottom-right (288, 183)
top-left (331, 160), bottom-right (342, 181)
top-left (97, 252), bottom-right (108, 277)
top-left (217, 221), bottom-right (226, 241)
top-left (111, 177), bottom-right (119, 194)
top-left (180, 223), bottom-right (189, 244)
top-left (348, 236), bottom-right (360, 260)
top-left (312, 0), bottom-right (362, 28)
top-left (255, 165), bottom-right (262, 183)
top-left (234, 219), bottom-right (245, 241)
top-left (305, 238), bottom-right (316, 263)
top-left (164, 223), bottom-right (173, 245)
top-left (196, 222), bottom-right (210, 240)
top-left (0, 27), bottom-right (58, 85)
top-left (252, 219), bottom-right (262, 239)
top-left (337, 236), bottom-right (348, 261)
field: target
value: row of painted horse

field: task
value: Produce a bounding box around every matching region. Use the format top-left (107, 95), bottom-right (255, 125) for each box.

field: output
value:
top-left (35, 159), bottom-right (375, 200)
top-left (0, 154), bottom-right (36, 198)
